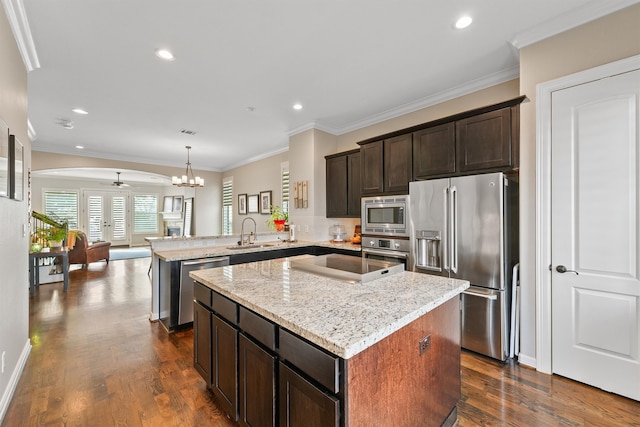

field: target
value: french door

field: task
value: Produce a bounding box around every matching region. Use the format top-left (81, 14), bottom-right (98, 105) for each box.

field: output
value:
top-left (82, 190), bottom-right (130, 245)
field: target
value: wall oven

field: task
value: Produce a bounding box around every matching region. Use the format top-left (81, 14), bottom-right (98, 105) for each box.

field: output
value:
top-left (361, 195), bottom-right (409, 237)
top-left (361, 237), bottom-right (410, 269)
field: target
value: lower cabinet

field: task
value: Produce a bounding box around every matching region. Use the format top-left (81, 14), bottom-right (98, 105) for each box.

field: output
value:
top-left (193, 301), bottom-right (212, 385)
top-left (239, 334), bottom-right (276, 427)
top-left (212, 315), bottom-right (239, 421)
top-left (279, 363), bottom-right (340, 427)
top-left (194, 282), bottom-right (343, 427)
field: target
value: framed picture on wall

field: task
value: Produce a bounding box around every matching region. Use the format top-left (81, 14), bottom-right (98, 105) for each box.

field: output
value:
top-left (248, 194), bottom-right (259, 213)
top-left (173, 195), bottom-right (184, 212)
top-left (0, 119), bottom-right (8, 198)
top-left (260, 190), bottom-right (272, 214)
top-left (238, 193), bottom-right (247, 215)
top-left (9, 134), bottom-right (23, 201)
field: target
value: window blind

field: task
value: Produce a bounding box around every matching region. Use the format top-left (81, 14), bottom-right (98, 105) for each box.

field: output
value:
top-left (134, 194), bottom-right (158, 233)
top-left (222, 179), bottom-right (233, 235)
top-left (44, 190), bottom-right (79, 229)
top-left (282, 166), bottom-right (290, 215)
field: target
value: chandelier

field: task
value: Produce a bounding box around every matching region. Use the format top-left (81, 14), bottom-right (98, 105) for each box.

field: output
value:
top-left (172, 146), bottom-right (204, 187)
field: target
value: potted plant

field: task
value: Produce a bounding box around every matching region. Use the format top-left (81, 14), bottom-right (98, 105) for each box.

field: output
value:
top-left (36, 226), bottom-right (78, 249)
top-left (266, 205), bottom-right (288, 231)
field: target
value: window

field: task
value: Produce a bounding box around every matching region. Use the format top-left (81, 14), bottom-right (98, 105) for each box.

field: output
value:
top-left (281, 162), bottom-right (289, 215)
top-left (44, 190), bottom-right (78, 229)
top-left (133, 194), bottom-right (158, 233)
top-left (222, 178), bottom-right (233, 235)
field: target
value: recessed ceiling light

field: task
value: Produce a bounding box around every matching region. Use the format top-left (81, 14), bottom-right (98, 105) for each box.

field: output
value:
top-left (155, 48), bottom-right (175, 61)
top-left (72, 108), bottom-right (88, 115)
top-left (455, 16), bottom-right (473, 29)
top-left (75, 145), bottom-right (84, 149)
top-left (293, 103), bottom-right (303, 110)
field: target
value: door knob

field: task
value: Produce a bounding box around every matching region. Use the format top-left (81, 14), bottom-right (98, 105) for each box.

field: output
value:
top-left (556, 265), bottom-right (579, 275)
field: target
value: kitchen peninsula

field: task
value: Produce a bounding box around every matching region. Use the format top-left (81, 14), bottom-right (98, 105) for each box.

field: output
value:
top-left (190, 256), bottom-right (469, 427)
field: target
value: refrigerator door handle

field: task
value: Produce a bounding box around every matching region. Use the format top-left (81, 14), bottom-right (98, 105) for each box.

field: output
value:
top-left (450, 185), bottom-right (458, 274)
top-left (443, 187), bottom-right (449, 273)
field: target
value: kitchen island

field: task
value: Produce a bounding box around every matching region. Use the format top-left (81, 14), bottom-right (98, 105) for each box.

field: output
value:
top-left (191, 256), bottom-right (469, 427)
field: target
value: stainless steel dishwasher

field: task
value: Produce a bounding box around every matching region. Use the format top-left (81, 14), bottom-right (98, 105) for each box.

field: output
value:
top-left (179, 257), bottom-right (229, 326)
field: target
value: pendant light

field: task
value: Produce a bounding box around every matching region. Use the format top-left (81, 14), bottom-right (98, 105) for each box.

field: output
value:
top-left (172, 146), bottom-right (204, 187)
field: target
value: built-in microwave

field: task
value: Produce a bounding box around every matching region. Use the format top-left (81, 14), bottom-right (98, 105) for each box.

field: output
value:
top-left (361, 195), bottom-right (409, 237)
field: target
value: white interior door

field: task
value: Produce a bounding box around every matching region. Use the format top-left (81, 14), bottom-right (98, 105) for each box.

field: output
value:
top-left (82, 190), bottom-right (130, 245)
top-left (551, 68), bottom-right (640, 400)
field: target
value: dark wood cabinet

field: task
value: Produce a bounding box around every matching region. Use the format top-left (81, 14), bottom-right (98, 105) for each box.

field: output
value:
top-left (413, 123), bottom-right (456, 179)
top-left (360, 140), bottom-right (384, 195)
top-left (193, 301), bottom-right (212, 386)
top-left (456, 107), bottom-right (513, 173)
top-left (383, 133), bottom-right (413, 194)
top-left (347, 151), bottom-right (361, 217)
top-left (212, 314), bottom-right (239, 421)
top-left (239, 334), bottom-right (276, 427)
top-left (325, 149), bottom-right (361, 218)
top-left (279, 363), bottom-right (340, 427)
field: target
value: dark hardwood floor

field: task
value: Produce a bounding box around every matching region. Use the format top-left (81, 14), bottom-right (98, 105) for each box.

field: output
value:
top-left (2, 257), bottom-right (639, 426)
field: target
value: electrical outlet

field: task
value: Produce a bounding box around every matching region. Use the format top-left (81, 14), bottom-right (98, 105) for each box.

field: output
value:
top-left (419, 335), bottom-right (431, 355)
top-left (304, 225), bottom-right (309, 233)
top-left (1, 351), bottom-right (5, 373)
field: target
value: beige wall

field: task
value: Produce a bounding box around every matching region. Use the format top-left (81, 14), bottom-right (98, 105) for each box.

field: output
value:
top-left (31, 151), bottom-right (223, 238)
top-left (518, 3), bottom-right (640, 364)
top-left (0, 7), bottom-right (30, 420)
top-left (223, 151), bottom-right (289, 235)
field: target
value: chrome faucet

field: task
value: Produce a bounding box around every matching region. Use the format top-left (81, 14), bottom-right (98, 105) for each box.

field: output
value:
top-left (239, 217), bottom-right (257, 246)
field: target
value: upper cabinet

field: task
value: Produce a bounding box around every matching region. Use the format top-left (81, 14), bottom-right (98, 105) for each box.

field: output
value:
top-left (360, 140), bottom-right (384, 195)
top-left (384, 134), bottom-right (413, 194)
top-left (360, 134), bottom-right (413, 196)
top-left (413, 123), bottom-right (456, 180)
top-left (326, 149), bottom-right (361, 218)
top-left (325, 96), bottom-right (525, 208)
top-left (456, 107), bottom-right (514, 173)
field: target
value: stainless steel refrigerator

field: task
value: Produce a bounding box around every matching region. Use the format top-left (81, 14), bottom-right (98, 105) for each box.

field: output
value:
top-left (409, 172), bottom-right (518, 361)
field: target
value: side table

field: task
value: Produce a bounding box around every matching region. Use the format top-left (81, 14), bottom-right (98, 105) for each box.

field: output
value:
top-left (29, 249), bottom-right (69, 296)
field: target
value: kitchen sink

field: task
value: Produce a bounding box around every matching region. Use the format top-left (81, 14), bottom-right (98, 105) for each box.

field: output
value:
top-left (226, 244), bottom-right (275, 250)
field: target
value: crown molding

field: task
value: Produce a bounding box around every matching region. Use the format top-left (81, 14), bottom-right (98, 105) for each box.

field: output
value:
top-left (222, 145), bottom-right (289, 171)
top-left (511, 0), bottom-right (640, 49)
top-left (288, 66), bottom-right (519, 139)
top-left (1, 0), bottom-right (40, 71)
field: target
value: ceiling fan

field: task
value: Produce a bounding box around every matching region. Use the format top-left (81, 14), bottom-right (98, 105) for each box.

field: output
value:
top-left (112, 172), bottom-right (130, 187)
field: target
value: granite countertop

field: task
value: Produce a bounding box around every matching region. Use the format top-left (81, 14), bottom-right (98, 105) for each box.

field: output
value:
top-left (154, 240), bottom-right (361, 262)
top-left (190, 256), bottom-right (468, 359)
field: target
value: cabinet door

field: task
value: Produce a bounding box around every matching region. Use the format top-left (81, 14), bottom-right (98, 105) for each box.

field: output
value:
top-left (325, 155), bottom-right (348, 217)
top-left (383, 134), bottom-right (412, 194)
top-left (239, 334), bottom-right (276, 427)
top-left (413, 123), bottom-right (455, 179)
top-left (456, 108), bottom-right (512, 172)
top-left (360, 140), bottom-right (384, 195)
top-left (193, 302), bottom-right (212, 386)
top-left (347, 152), bottom-right (361, 217)
top-left (213, 314), bottom-right (239, 421)
top-left (279, 363), bottom-right (340, 427)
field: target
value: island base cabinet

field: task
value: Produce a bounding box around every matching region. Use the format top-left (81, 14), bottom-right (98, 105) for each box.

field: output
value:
top-left (213, 315), bottom-right (239, 422)
top-left (279, 363), bottom-right (340, 427)
top-left (239, 334), bottom-right (276, 427)
top-left (193, 301), bottom-right (212, 385)
top-left (345, 297), bottom-right (461, 427)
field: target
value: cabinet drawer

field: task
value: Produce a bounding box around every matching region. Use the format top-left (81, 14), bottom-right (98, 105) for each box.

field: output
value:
top-left (279, 329), bottom-right (340, 394)
top-left (239, 306), bottom-right (277, 351)
top-left (194, 281), bottom-right (212, 308)
top-left (212, 291), bottom-right (238, 325)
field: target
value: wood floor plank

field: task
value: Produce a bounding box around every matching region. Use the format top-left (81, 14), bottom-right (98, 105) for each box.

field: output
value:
top-left (2, 257), bottom-right (639, 426)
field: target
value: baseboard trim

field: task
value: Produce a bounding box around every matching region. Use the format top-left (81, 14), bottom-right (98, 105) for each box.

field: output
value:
top-left (517, 353), bottom-right (537, 369)
top-left (0, 339), bottom-right (31, 423)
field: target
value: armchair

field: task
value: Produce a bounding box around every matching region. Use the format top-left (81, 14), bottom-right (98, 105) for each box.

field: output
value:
top-left (68, 231), bottom-right (111, 268)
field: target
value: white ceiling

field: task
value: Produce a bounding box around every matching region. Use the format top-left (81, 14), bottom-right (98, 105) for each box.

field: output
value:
top-left (16, 0), bottom-right (639, 178)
